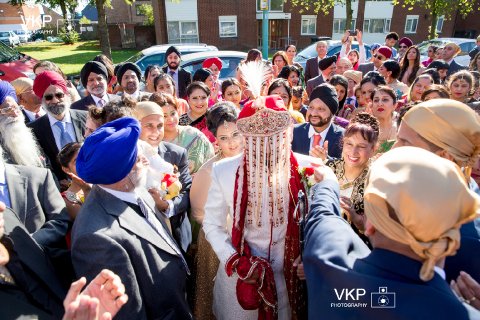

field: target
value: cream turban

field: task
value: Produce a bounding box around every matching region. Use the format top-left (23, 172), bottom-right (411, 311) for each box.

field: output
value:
top-left (10, 77), bottom-right (33, 97)
top-left (403, 99), bottom-right (480, 168)
top-left (364, 146), bottom-right (479, 281)
top-left (134, 101), bottom-right (163, 121)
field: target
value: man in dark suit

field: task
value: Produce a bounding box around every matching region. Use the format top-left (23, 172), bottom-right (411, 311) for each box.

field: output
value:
top-left (357, 46), bottom-right (392, 76)
top-left (306, 56), bottom-right (337, 97)
top-left (395, 99), bottom-right (480, 283)
top-left (303, 147), bottom-right (480, 319)
top-left (162, 46), bottom-right (192, 99)
top-left (304, 41), bottom-right (328, 83)
top-left (10, 77), bottom-right (45, 124)
top-left (71, 61), bottom-right (119, 111)
top-left (72, 117), bottom-right (192, 320)
top-left (116, 62), bottom-right (151, 101)
top-left (29, 71), bottom-right (87, 185)
top-left (0, 202), bottom-right (127, 319)
top-left (292, 84), bottom-right (344, 159)
top-left (443, 42), bottom-right (468, 76)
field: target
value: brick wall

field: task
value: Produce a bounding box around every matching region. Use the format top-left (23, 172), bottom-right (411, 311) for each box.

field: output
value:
top-left (390, 5), bottom-right (456, 44)
top-left (453, 1), bottom-right (480, 38)
top-left (135, 25), bottom-right (156, 49)
top-left (197, 0), bottom-right (257, 51)
top-left (107, 0), bottom-right (150, 25)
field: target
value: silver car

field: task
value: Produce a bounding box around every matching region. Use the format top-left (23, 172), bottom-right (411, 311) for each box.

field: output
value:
top-left (180, 51), bottom-right (247, 81)
top-left (0, 31), bottom-right (20, 47)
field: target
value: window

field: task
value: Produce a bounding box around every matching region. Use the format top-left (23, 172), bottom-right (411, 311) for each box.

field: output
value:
top-left (219, 16), bottom-right (237, 37)
top-left (257, 0), bottom-right (283, 11)
top-left (301, 15), bottom-right (316, 35)
top-left (135, 5), bottom-right (144, 16)
top-left (362, 19), bottom-right (390, 33)
top-left (436, 15), bottom-right (444, 33)
top-left (405, 15), bottom-right (419, 34)
top-left (363, 19), bottom-right (390, 33)
top-left (167, 21), bottom-right (199, 43)
top-left (332, 18), bottom-right (356, 34)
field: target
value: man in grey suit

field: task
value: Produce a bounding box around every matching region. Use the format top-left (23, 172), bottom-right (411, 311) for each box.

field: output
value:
top-left (72, 117), bottom-right (192, 320)
top-left (30, 70), bottom-right (87, 185)
top-left (304, 41), bottom-right (329, 83)
top-left (306, 55), bottom-right (337, 97)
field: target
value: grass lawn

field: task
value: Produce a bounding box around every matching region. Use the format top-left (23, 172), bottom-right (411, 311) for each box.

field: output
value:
top-left (18, 40), bottom-right (138, 76)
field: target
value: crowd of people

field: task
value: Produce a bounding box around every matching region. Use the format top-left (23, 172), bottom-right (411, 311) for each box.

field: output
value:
top-left (0, 30), bottom-right (480, 319)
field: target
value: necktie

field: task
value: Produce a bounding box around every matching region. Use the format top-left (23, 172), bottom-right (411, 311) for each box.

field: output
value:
top-left (312, 133), bottom-right (321, 148)
top-left (136, 197), bottom-right (190, 274)
top-left (169, 71), bottom-right (175, 77)
top-left (98, 99), bottom-right (105, 108)
top-left (54, 121), bottom-right (74, 149)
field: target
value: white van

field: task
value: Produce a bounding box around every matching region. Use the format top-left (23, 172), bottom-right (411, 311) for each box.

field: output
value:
top-left (13, 30), bottom-right (30, 43)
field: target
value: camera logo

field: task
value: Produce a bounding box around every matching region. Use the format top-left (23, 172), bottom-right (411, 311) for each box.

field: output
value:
top-left (371, 287), bottom-right (396, 308)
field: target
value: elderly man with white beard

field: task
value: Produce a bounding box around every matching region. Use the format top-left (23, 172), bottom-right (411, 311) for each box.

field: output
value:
top-left (71, 61), bottom-right (119, 111)
top-left (0, 81), bottom-right (45, 168)
top-left (28, 71), bottom-right (87, 188)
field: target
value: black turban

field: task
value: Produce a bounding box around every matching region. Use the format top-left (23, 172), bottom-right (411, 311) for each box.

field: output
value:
top-left (309, 83), bottom-right (339, 115)
top-left (318, 56), bottom-right (337, 71)
top-left (80, 61), bottom-right (108, 87)
top-left (165, 46), bottom-right (181, 62)
top-left (116, 62), bottom-right (142, 82)
top-left (193, 68), bottom-right (212, 83)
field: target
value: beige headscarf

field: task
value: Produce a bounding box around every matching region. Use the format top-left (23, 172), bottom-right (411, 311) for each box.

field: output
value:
top-left (364, 146), bottom-right (479, 281)
top-left (403, 99), bottom-right (480, 171)
top-left (134, 101), bottom-right (163, 121)
top-left (10, 77), bottom-right (33, 97)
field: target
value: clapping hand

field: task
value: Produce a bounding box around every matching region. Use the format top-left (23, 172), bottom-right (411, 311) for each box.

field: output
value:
top-left (310, 141), bottom-right (329, 161)
top-left (63, 269), bottom-right (128, 320)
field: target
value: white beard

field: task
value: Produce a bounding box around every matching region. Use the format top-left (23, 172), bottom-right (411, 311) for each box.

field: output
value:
top-left (0, 114), bottom-right (43, 167)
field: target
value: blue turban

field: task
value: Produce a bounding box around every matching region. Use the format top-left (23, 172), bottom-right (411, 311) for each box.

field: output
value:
top-left (76, 117), bottom-right (140, 185)
top-left (0, 81), bottom-right (18, 105)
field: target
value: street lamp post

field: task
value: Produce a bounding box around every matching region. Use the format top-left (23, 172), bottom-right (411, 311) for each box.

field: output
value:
top-left (260, 0), bottom-right (269, 58)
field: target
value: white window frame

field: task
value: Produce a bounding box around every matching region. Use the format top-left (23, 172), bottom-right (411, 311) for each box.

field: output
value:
top-left (167, 21), bottom-right (199, 44)
top-left (332, 18), bottom-right (357, 34)
top-left (301, 15), bottom-right (316, 36)
top-left (219, 16), bottom-right (237, 38)
top-left (436, 15), bottom-right (444, 33)
top-left (362, 18), bottom-right (390, 33)
top-left (405, 15), bottom-right (419, 34)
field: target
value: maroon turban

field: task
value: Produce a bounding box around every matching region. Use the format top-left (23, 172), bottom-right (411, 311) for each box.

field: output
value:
top-left (399, 37), bottom-right (413, 48)
top-left (33, 71), bottom-right (68, 98)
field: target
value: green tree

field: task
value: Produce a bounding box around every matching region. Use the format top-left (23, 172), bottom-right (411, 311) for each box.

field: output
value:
top-left (393, 0), bottom-right (477, 39)
top-left (9, 0), bottom-right (76, 21)
top-left (289, 0), bottom-right (355, 35)
top-left (79, 15), bottom-right (92, 25)
top-left (138, 4), bottom-right (154, 26)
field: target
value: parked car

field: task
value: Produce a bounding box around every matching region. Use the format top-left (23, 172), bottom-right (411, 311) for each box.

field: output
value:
top-left (0, 31), bottom-right (20, 47)
top-left (0, 41), bottom-right (38, 81)
top-left (13, 29), bottom-right (31, 43)
top-left (180, 51), bottom-right (247, 81)
top-left (416, 38), bottom-right (476, 66)
top-left (293, 40), bottom-right (372, 70)
top-left (125, 43), bottom-right (218, 74)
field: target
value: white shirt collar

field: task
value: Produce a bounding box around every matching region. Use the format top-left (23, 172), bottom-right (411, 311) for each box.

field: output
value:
top-left (47, 110), bottom-right (72, 128)
top-left (90, 94), bottom-right (109, 105)
top-left (308, 121), bottom-right (331, 140)
top-left (434, 266), bottom-right (446, 280)
top-left (99, 185), bottom-right (138, 205)
top-left (22, 107), bottom-right (45, 121)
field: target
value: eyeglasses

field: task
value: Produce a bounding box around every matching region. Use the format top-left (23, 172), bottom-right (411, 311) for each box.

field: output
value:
top-left (373, 54), bottom-right (385, 61)
top-left (399, 45), bottom-right (408, 49)
top-left (44, 92), bottom-right (65, 101)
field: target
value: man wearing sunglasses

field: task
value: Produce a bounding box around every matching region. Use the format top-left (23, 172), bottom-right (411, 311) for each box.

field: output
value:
top-left (29, 70), bottom-right (87, 188)
top-left (357, 46), bottom-right (392, 76)
top-left (396, 37), bottom-right (413, 62)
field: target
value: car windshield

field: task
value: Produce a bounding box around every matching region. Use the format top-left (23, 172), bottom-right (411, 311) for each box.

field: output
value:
top-left (182, 56), bottom-right (244, 80)
top-left (15, 30), bottom-right (26, 35)
top-left (0, 41), bottom-right (20, 62)
top-left (0, 32), bottom-right (10, 37)
top-left (417, 40), bottom-right (446, 56)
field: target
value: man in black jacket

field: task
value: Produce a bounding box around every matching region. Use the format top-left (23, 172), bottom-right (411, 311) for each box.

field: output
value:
top-left (162, 46), bottom-right (192, 99)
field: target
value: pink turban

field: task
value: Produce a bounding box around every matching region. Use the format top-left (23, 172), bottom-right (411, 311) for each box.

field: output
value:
top-left (33, 71), bottom-right (68, 98)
